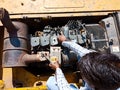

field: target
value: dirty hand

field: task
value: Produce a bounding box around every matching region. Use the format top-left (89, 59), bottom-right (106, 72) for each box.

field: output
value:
top-left (49, 61), bottom-right (60, 70)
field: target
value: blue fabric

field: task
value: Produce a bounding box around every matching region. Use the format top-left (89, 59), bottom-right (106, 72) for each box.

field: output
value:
top-left (117, 88), bottom-right (120, 90)
top-left (84, 82), bottom-right (92, 90)
top-left (47, 76), bottom-right (79, 90)
top-left (47, 76), bottom-right (59, 90)
top-left (69, 84), bottom-right (79, 90)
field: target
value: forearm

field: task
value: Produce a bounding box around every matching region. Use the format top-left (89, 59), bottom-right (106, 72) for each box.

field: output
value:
top-left (62, 41), bottom-right (93, 57)
top-left (55, 68), bottom-right (72, 90)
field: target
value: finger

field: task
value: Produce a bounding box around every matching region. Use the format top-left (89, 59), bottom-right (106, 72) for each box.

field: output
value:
top-left (49, 63), bottom-right (52, 67)
top-left (59, 31), bottom-right (63, 35)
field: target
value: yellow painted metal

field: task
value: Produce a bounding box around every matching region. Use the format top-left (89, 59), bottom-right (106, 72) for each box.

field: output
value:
top-left (0, 0), bottom-right (120, 18)
top-left (12, 68), bottom-right (49, 87)
top-left (0, 80), bottom-right (4, 89)
top-left (2, 68), bottom-right (13, 88)
top-left (2, 68), bottom-right (48, 90)
top-left (6, 86), bottom-right (47, 90)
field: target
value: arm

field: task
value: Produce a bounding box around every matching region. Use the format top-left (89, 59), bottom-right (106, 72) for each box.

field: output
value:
top-left (49, 62), bottom-right (72, 90)
top-left (62, 41), bottom-right (93, 57)
top-left (55, 68), bottom-right (72, 90)
top-left (58, 34), bottom-right (94, 57)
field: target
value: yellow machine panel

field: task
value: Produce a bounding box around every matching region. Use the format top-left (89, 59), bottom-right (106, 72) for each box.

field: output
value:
top-left (0, 0), bottom-right (120, 18)
top-left (0, 0), bottom-right (120, 90)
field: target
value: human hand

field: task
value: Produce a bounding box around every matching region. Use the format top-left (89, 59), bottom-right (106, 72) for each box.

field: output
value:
top-left (49, 61), bottom-right (60, 70)
top-left (57, 33), bottom-right (67, 43)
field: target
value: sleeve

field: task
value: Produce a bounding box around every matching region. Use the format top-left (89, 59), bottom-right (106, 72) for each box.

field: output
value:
top-left (62, 41), bottom-right (94, 57)
top-left (55, 68), bottom-right (72, 90)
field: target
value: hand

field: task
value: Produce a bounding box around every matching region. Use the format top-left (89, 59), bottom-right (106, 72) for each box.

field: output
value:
top-left (49, 61), bottom-right (60, 70)
top-left (57, 34), bottom-right (67, 43)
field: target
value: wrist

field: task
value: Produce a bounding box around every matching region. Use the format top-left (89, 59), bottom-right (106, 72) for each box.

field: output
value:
top-left (54, 65), bottom-right (59, 69)
top-left (56, 67), bottom-right (60, 70)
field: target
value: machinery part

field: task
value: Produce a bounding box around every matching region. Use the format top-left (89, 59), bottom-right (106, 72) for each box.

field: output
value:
top-left (100, 16), bottom-right (120, 57)
top-left (50, 34), bottom-right (58, 45)
top-left (65, 20), bottom-right (84, 42)
top-left (77, 29), bottom-right (87, 44)
top-left (50, 46), bottom-right (61, 64)
top-left (31, 37), bottom-right (40, 47)
top-left (115, 12), bottom-right (120, 36)
top-left (37, 51), bottom-right (50, 61)
top-left (29, 20), bottom-right (89, 66)
top-left (2, 21), bottom-right (29, 67)
top-left (2, 21), bottom-right (41, 67)
top-left (31, 20), bottom-right (88, 48)
top-left (0, 8), bottom-right (41, 67)
top-left (40, 34), bottom-right (50, 46)
top-left (61, 25), bottom-right (69, 38)
top-left (85, 24), bottom-right (109, 51)
top-left (33, 75), bottom-right (47, 87)
top-left (33, 81), bottom-right (43, 87)
top-left (68, 29), bottom-right (77, 40)
top-left (35, 31), bottom-right (43, 37)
